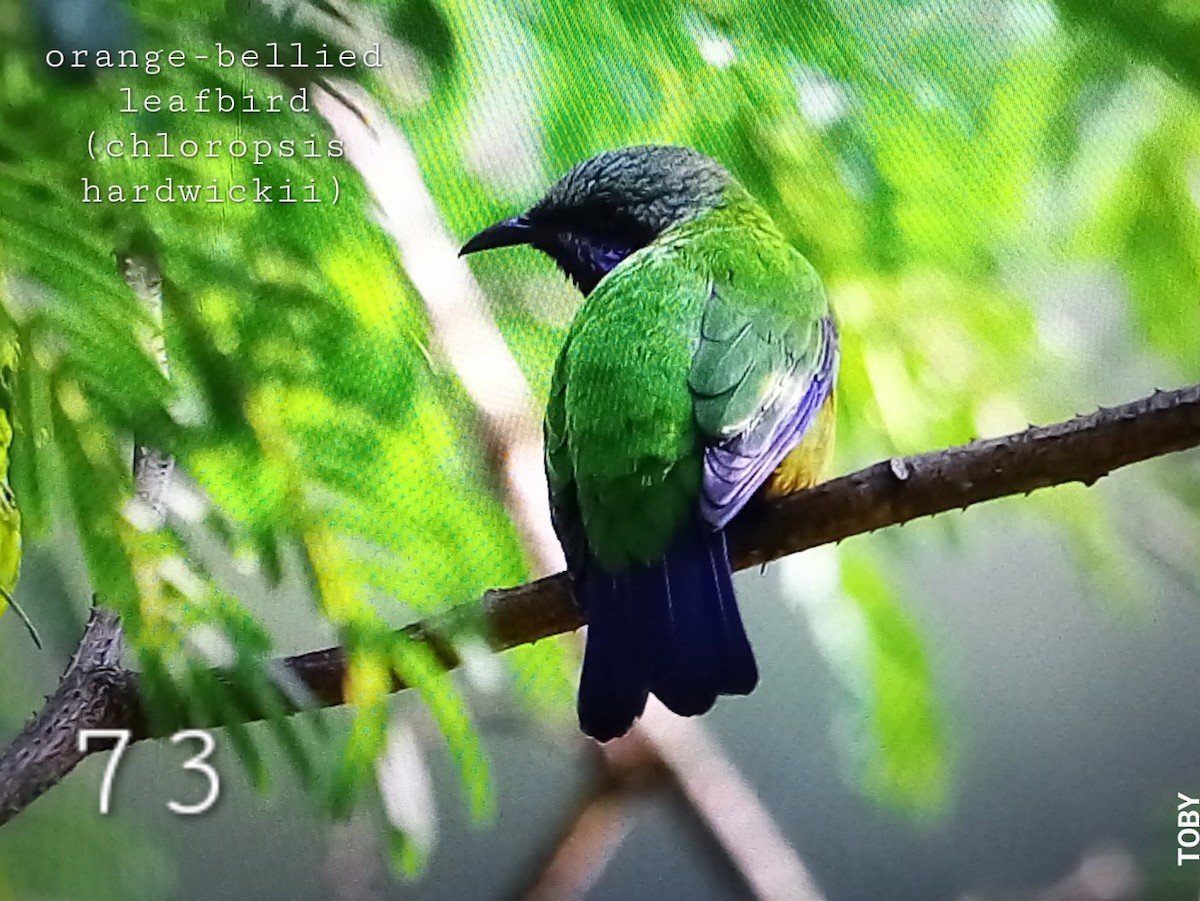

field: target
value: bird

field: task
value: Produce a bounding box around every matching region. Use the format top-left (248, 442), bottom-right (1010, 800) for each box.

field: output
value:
top-left (461, 145), bottom-right (838, 741)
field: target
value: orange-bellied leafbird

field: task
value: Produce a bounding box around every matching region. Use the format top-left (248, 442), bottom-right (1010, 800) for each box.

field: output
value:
top-left (461, 145), bottom-right (838, 741)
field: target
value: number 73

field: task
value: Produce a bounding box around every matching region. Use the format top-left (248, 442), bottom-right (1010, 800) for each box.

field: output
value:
top-left (78, 729), bottom-right (220, 815)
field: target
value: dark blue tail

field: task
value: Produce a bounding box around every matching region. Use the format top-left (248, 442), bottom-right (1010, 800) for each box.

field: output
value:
top-left (576, 519), bottom-right (758, 742)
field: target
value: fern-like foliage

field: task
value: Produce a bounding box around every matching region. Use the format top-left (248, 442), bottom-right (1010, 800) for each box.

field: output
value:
top-left (0, 0), bottom-right (541, 858)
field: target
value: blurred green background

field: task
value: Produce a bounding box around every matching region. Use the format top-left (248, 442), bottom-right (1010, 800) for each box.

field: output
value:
top-left (0, 0), bottom-right (1198, 898)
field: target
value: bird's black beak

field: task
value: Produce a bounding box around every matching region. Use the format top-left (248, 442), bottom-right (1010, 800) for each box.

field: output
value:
top-left (459, 214), bottom-right (537, 256)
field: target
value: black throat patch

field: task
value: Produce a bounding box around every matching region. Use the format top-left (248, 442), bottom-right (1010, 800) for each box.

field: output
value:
top-left (536, 231), bottom-right (638, 296)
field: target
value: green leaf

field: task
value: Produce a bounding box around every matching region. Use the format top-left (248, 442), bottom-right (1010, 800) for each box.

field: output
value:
top-left (391, 635), bottom-right (492, 822)
top-left (786, 546), bottom-right (949, 815)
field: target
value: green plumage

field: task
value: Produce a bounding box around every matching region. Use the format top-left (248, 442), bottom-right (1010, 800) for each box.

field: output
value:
top-left (544, 183), bottom-right (830, 570)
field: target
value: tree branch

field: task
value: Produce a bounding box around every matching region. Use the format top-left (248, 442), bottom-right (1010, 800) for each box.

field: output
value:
top-left (0, 608), bottom-right (135, 823)
top-left (519, 730), bottom-right (668, 901)
top-left (734, 386), bottom-right (1200, 569)
top-left (0, 382), bottom-right (1196, 825)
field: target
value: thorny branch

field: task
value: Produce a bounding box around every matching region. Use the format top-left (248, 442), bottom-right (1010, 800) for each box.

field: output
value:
top-left (0, 253), bottom-right (175, 826)
top-left (0, 381), bottom-right (1196, 827)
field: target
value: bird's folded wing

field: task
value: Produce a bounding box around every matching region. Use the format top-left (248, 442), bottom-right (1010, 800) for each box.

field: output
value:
top-left (688, 261), bottom-right (838, 530)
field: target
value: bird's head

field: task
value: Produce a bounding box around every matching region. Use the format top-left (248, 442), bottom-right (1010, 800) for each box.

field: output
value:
top-left (460, 145), bottom-right (731, 296)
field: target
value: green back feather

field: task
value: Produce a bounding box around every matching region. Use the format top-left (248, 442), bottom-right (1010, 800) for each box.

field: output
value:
top-left (546, 184), bottom-right (831, 570)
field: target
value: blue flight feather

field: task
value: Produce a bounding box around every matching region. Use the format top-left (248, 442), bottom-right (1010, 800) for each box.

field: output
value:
top-left (576, 516), bottom-right (758, 741)
top-left (700, 316), bottom-right (839, 528)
